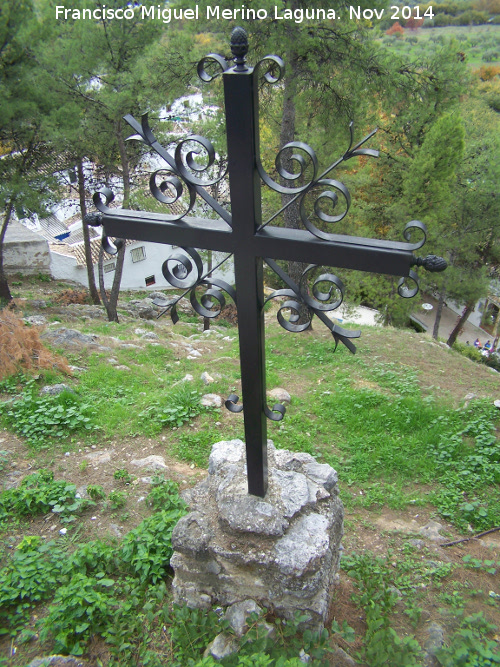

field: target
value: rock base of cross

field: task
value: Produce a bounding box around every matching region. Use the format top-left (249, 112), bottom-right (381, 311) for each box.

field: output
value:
top-left (170, 439), bottom-right (344, 630)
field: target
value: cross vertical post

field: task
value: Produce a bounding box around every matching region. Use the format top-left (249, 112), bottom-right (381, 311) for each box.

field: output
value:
top-left (223, 35), bottom-right (268, 497)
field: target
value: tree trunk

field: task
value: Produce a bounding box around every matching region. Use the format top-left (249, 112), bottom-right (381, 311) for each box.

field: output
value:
top-left (0, 201), bottom-right (15, 304)
top-left (432, 285), bottom-right (447, 340)
top-left (98, 123), bottom-right (130, 322)
top-left (203, 250), bottom-right (213, 331)
top-left (447, 302), bottom-right (475, 347)
top-left (77, 158), bottom-right (101, 305)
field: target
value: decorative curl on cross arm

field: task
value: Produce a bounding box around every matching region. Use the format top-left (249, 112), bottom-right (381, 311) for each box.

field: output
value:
top-left (160, 247), bottom-right (236, 325)
top-left (91, 188), bottom-right (125, 255)
top-left (298, 179), bottom-right (351, 240)
top-left (255, 55), bottom-right (285, 84)
top-left (197, 53), bottom-right (229, 82)
top-left (265, 403), bottom-right (286, 422)
top-left (402, 220), bottom-right (427, 250)
top-left (162, 247), bottom-right (203, 290)
top-left (174, 135), bottom-right (227, 188)
top-left (397, 270), bottom-right (420, 299)
top-left (149, 169), bottom-right (196, 220)
top-left (257, 142), bottom-right (318, 195)
top-left (299, 266), bottom-right (345, 312)
top-left (264, 258), bottom-right (360, 353)
top-left (264, 289), bottom-right (312, 333)
top-left (190, 278), bottom-right (237, 320)
top-left (225, 394), bottom-right (243, 413)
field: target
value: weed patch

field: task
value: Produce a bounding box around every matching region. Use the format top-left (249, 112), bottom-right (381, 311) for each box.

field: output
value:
top-left (0, 470), bottom-right (92, 524)
top-left (0, 384), bottom-right (95, 448)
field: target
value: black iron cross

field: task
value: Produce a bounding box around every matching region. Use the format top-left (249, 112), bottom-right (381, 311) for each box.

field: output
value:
top-left (87, 28), bottom-right (445, 498)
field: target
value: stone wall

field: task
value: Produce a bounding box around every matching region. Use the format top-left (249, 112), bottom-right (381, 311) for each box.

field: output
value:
top-left (4, 221), bottom-right (51, 276)
top-left (171, 440), bottom-right (344, 630)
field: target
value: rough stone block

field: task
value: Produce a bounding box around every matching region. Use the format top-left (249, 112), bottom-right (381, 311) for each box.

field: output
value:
top-left (171, 439), bottom-right (344, 630)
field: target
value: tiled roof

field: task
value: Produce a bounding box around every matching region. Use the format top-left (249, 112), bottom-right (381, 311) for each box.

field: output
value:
top-left (50, 237), bottom-right (134, 267)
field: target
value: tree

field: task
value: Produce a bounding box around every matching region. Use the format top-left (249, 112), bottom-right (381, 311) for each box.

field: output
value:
top-left (444, 99), bottom-right (500, 346)
top-left (178, 0), bottom-right (469, 327)
top-left (35, 0), bottom-right (172, 320)
top-left (0, 0), bottom-right (60, 304)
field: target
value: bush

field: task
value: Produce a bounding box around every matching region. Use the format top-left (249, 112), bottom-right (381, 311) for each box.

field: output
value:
top-left (54, 288), bottom-right (91, 305)
top-left (452, 9), bottom-right (490, 24)
top-left (0, 386), bottom-right (95, 447)
top-left (453, 341), bottom-right (483, 362)
top-left (386, 21), bottom-right (405, 36)
top-left (483, 49), bottom-right (500, 61)
top-left (479, 64), bottom-right (500, 80)
top-left (120, 508), bottom-right (187, 584)
top-left (0, 309), bottom-right (70, 380)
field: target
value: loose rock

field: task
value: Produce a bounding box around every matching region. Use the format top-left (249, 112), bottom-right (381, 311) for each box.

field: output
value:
top-left (225, 599), bottom-right (262, 636)
top-left (201, 393), bottom-right (222, 408)
top-left (201, 371), bottom-right (215, 385)
top-left (24, 315), bottom-right (48, 326)
top-left (267, 387), bottom-right (291, 405)
top-left (40, 384), bottom-right (73, 396)
top-left (204, 633), bottom-right (239, 660)
top-left (41, 328), bottom-right (98, 348)
top-left (130, 455), bottom-right (168, 471)
top-left (28, 657), bottom-right (90, 667)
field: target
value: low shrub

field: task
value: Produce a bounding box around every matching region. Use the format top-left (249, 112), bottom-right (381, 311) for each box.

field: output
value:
top-left (0, 309), bottom-right (70, 380)
top-left (0, 386), bottom-right (95, 447)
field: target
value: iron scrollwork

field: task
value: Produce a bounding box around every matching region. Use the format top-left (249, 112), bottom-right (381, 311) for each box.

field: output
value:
top-left (154, 247), bottom-right (236, 326)
top-left (264, 259), bottom-right (360, 354)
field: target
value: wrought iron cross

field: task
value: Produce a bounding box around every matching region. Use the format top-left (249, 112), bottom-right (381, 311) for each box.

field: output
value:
top-left (86, 28), bottom-right (446, 498)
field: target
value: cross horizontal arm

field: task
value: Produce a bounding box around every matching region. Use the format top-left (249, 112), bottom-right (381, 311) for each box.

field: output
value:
top-left (254, 226), bottom-right (416, 277)
top-left (95, 211), bottom-right (234, 254)
top-left (95, 206), bottom-right (417, 279)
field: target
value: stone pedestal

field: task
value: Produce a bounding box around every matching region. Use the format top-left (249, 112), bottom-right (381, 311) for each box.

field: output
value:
top-left (170, 440), bottom-right (344, 629)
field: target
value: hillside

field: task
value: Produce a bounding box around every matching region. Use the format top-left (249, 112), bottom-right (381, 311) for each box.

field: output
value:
top-left (1, 276), bottom-right (499, 666)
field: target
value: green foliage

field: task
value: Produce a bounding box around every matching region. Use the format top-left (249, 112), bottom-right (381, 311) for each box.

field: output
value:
top-left (168, 605), bottom-right (332, 667)
top-left (0, 386), bottom-right (95, 447)
top-left (463, 555), bottom-right (499, 575)
top-left (147, 477), bottom-right (187, 511)
top-left (0, 470), bottom-right (92, 524)
top-left (39, 572), bottom-right (117, 655)
top-left (436, 613), bottom-right (500, 666)
top-left (0, 450), bottom-right (9, 472)
top-left (0, 372), bottom-right (30, 394)
top-left (172, 429), bottom-right (222, 467)
top-left (429, 401), bottom-right (500, 530)
top-left (166, 605), bottom-right (222, 666)
top-left (108, 490), bottom-right (127, 509)
top-left (119, 508), bottom-right (187, 585)
top-left (86, 484), bottom-right (106, 501)
top-left (0, 538), bottom-right (68, 634)
top-left (138, 387), bottom-right (205, 433)
top-left (114, 468), bottom-right (135, 484)
top-left (342, 552), bottom-right (422, 665)
top-left (67, 540), bottom-right (117, 578)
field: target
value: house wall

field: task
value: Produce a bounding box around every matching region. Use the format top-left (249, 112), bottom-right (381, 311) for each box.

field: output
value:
top-left (4, 221), bottom-right (51, 276)
top-left (446, 298), bottom-right (484, 329)
top-left (50, 241), bottom-right (235, 292)
top-left (50, 251), bottom-right (88, 285)
top-left (112, 242), bottom-right (234, 291)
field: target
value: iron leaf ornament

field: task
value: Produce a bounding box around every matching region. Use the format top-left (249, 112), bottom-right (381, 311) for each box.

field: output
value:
top-left (85, 27), bottom-right (446, 497)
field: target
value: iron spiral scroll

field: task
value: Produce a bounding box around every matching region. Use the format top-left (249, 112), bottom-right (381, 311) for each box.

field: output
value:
top-left (85, 25), bottom-right (447, 431)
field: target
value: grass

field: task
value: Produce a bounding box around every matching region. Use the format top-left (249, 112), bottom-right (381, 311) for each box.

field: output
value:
top-left (379, 25), bottom-right (500, 67)
top-left (1, 284), bottom-right (500, 665)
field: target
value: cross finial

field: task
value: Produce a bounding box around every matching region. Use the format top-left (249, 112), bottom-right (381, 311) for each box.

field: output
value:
top-left (230, 26), bottom-right (248, 71)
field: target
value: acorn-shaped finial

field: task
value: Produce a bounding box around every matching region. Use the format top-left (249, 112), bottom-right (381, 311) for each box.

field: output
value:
top-left (230, 26), bottom-right (248, 71)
